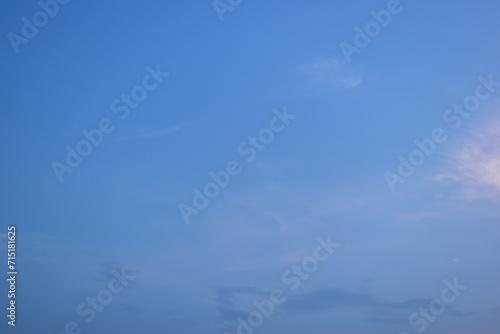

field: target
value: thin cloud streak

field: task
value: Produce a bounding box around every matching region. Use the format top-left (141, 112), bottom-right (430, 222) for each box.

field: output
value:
top-left (299, 58), bottom-right (362, 90)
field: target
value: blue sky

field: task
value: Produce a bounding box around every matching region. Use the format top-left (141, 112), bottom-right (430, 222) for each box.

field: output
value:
top-left (1, 1), bottom-right (500, 333)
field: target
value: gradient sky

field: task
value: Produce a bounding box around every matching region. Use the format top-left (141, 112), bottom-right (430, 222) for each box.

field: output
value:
top-left (1, 1), bottom-right (500, 333)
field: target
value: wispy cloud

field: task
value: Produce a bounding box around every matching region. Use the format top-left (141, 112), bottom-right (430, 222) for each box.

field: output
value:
top-left (214, 286), bottom-right (270, 327)
top-left (281, 288), bottom-right (428, 314)
top-left (450, 306), bottom-right (500, 317)
top-left (299, 58), bottom-right (362, 90)
top-left (214, 286), bottom-right (430, 329)
top-left (435, 114), bottom-right (500, 200)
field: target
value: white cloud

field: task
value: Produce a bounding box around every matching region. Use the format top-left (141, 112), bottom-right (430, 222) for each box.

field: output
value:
top-left (435, 115), bottom-right (500, 199)
top-left (395, 211), bottom-right (446, 225)
top-left (299, 58), bottom-right (362, 90)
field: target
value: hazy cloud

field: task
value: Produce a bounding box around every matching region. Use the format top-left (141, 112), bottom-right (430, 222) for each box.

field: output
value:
top-left (435, 116), bottom-right (500, 199)
top-left (299, 58), bottom-right (362, 90)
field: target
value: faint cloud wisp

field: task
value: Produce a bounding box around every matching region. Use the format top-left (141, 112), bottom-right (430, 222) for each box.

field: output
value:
top-left (436, 117), bottom-right (500, 199)
top-left (300, 58), bottom-right (362, 90)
